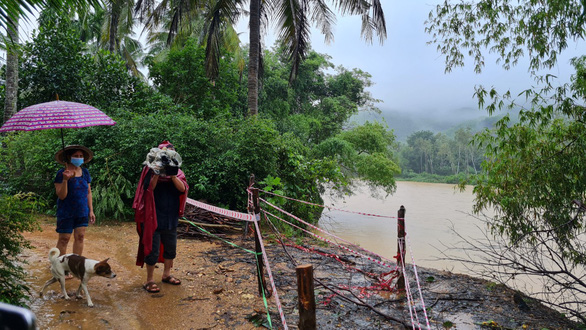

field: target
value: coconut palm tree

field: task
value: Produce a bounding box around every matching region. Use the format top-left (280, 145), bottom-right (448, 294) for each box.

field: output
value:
top-left (3, 15), bottom-right (19, 124)
top-left (100, 1), bottom-right (146, 77)
top-left (1, 0), bottom-right (98, 123)
top-left (136, 0), bottom-right (386, 117)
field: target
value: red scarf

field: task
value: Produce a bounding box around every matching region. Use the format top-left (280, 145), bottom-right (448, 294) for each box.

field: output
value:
top-left (132, 166), bottom-right (188, 267)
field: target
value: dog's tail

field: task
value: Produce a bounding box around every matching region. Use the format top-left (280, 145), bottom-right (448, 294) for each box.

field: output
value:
top-left (48, 247), bottom-right (60, 262)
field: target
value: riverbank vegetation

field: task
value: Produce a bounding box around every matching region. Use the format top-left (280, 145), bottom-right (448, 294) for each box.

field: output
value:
top-left (427, 0), bottom-right (586, 323)
top-left (0, 11), bottom-right (400, 224)
top-left (395, 128), bottom-right (483, 184)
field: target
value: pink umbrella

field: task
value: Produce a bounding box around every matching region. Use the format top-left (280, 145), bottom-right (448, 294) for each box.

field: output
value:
top-left (0, 100), bottom-right (116, 148)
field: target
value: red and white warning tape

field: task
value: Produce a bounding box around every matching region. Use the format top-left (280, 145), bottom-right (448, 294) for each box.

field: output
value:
top-left (407, 234), bottom-right (431, 329)
top-left (253, 219), bottom-right (289, 330)
top-left (261, 205), bottom-right (397, 270)
top-left (186, 197), bottom-right (256, 222)
top-left (259, 189), bottom-right (395, 219)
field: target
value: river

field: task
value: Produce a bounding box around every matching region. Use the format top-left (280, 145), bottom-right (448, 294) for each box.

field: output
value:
top-left (319, 181), bottom-right (489, 274)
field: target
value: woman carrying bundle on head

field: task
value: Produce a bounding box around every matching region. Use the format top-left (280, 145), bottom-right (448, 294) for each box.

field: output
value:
top-left (133, 140), bottom-right (189, 293)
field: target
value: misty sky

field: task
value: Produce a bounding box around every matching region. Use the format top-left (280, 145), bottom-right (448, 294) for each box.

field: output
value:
top-left (14, 1), bottom-right (585, 118)
top-left (238, 1), bottom-right (585, 116)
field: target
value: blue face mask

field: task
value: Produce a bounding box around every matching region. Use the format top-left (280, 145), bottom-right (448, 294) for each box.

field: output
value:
top-left (70, 158), bottom-right (84, 167)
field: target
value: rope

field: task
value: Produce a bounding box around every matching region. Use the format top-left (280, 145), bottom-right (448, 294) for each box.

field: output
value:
top-left (262, 208), bottom-right (398, 275)
top-left (260, 189), bottom-right (395, 219)
top-left (398, 239), bottom-right (418, 328)
top-left (263, 211), bottom-right (399, 285)
top-left (253, 219), bottom-right (289, 330)
top-left (261, 198), bottom-right (397, 269)
top-left (180, 218), bottom-right (273, 327)
top-left (254, 248), bottom-right (274, 329)
top-left (247, 188), bottom-right (288, 330)
top-left (407, 234), bottom-right (431, 329)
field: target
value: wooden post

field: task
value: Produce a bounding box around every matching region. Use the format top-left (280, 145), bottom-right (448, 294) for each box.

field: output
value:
top-left (397, 205), bottom-right (406, 291)
top-left (244, 174), bottom-right (256, 237)
top-left (296, 264), bottom-right (316, 330)
top-left (252, 187), bottom-right (270, 297)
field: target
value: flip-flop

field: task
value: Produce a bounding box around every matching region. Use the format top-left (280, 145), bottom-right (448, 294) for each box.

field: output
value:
top-left (143, 282), bottom-right (160, 293)
top-left (162, 275), bottom-right (181, 285)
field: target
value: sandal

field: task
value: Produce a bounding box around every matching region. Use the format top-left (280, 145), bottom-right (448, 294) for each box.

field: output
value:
top-left (143, 282), bottom-right (160, 293)
top-left (162, 275), bottom-right (181, 285)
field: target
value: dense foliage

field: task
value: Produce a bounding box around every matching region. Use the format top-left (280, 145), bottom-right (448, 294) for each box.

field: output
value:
top-left (427, 1), bottom-right (586, 321)
top-left (0, 13), bottom-right (399, 229)
top-left (396, 128), bottom-right (483, 183)
top-left (0, 193), bottom-right (42, 306)
top-left (472, 58), bottom-right (586, 258)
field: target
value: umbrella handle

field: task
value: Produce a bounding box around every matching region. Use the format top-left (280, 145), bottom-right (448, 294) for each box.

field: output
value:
top-left (60, 128), bottom-right (65, 149)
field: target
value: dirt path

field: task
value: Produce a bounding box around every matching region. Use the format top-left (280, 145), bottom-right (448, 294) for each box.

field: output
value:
top-left (22, 218), bottom-right (580, 329)
top-left (23, 219), bottom-right (267, 329)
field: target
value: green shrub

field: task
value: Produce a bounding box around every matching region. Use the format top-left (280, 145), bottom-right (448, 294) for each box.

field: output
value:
top-left (0, 192), bottom-right (43, 306)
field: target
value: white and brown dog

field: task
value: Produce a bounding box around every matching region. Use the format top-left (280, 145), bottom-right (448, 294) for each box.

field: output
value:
top-left (39, 247), bottom-right (116, 307)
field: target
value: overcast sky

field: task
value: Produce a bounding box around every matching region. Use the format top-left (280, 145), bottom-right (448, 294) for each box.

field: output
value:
top-left (237, 1), bottom-right (585, 116)
top-left (15, 1), bottom-right (584, 117)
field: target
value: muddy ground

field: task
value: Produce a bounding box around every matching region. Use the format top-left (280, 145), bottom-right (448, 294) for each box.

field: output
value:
top-left (22, 217), bottom-right (580, 329)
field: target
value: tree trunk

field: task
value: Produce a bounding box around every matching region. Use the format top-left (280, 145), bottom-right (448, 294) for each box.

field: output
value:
top-left (247, 0), bottom-right (260, 116)
top-left (109, 1), bottom-right (121, 53)
top-left (4, 14), bottom-right (19, 124)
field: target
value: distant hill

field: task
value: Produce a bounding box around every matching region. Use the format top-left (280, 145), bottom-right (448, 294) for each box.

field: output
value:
top-left (350, 106), bottom-right (519, 141)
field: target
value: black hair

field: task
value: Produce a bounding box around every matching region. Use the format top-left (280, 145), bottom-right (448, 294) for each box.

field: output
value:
top-left (64, 149), bottom-right (82, 162)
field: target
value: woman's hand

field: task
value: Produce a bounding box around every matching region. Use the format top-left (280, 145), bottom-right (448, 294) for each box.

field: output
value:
top-left (89, 211), bottom-right (96, 224)
top-left (62, 169), bottom-right (74, 180)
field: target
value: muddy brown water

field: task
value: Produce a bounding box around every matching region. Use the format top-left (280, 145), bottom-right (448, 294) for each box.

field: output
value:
top-left (319, 181), bottom-right (486, 273)
top-left (23, 221), bottom-right (265, 329)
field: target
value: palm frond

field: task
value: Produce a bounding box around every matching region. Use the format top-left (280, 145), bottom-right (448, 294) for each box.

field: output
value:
top-left (309, 0), bottom-right (335, 44)
top-left (332, 0), bottom-right (386, 43)
top-left (203, 0), bottom-right (243, 79)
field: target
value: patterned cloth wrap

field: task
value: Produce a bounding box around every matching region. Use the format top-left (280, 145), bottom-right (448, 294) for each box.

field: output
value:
top-left (143, 147), bottom-right (182, 176)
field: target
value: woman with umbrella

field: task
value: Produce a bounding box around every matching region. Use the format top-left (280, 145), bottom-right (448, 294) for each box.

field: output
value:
top-left (54, 145), bottom-right (96, 264)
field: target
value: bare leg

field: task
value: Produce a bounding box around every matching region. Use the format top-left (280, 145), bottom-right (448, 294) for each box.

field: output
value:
top-left (162, 259), bottom-right (174, 279)
top-left (56, 233), bottom-right (71, 255)
top-left (72, 227), bottom-right (86, 255)
top-left (146, 264), bottom-right (156, 284)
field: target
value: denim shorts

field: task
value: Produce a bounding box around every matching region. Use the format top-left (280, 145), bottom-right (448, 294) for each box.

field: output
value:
top-left (56, 216), bottom-right (89, 234)
top-left (144, 229), bottom-right (177, 265)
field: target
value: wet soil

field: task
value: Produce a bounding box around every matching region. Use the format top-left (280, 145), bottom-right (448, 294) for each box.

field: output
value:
top-left (22, 218), bottom-right (580, 329)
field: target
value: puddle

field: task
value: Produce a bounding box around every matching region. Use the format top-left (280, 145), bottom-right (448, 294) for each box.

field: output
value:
top-left (22, 222), bottom-right (234, 329)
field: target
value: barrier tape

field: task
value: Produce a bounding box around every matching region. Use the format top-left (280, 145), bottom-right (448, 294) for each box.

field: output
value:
top-left (179, 218), bottom-right (258, 255)
top-left (260, 189), bottom-right (396, 219)
top-left (398, 239), bottom-right (418, 328)
top-left (186, 197), bottom-right (256, 222)
top-left (253, 219), bottom-right (289, 330)
top-left (262, 212), bottom-right (400, 300)
top-left (407, 234), bottom-right (431, 329)
top-left (264, 213), bottom-right (391, 277)
top-left (262, 208), bottom-right (397, 272)
top-left (261, 198), bottom-right (397, 268)
top-left (180, 218), bottom-right (273, 327)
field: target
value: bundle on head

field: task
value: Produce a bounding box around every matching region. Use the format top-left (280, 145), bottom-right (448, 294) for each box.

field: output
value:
top-left (144, 147), bottom-right (183, 175)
